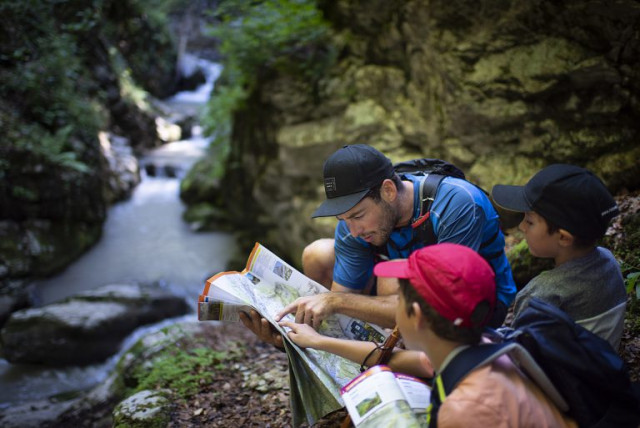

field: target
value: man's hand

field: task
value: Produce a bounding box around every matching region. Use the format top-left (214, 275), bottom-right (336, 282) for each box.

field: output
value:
top-left (239, 309), bottom-right (284, 349)
top-left (279, 320), bottom-right (322, 349)
top-left (275, 293), bottom-right (340, 330)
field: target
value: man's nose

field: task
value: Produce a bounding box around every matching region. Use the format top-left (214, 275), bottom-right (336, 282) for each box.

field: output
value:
top-left (347, 221), bottom-right (361, 237)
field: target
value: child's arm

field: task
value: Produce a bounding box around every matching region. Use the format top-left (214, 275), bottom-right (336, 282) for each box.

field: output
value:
top-left (279, 321), bottom-right (434, 378)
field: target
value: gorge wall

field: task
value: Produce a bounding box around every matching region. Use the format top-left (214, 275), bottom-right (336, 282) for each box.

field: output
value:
top-left (210, 0), bottom-right (640, 267)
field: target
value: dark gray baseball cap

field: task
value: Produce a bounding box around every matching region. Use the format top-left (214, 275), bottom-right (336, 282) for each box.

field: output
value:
top-left (491, 164), bottom-right (619, 239)
top-left (311, 144), bottom-right (395, 218)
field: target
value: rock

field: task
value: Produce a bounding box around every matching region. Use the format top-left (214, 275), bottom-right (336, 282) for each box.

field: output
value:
top-left (99, 132), bottom-right (141, 203)
top-left (0, 373), bottom-right (121, 428)
top-left (0, 280), bottom-right (34, 329)
top-left (0, 283), bottom-right (190, 365)
top-left (112, 389), bottom-right (173, 428)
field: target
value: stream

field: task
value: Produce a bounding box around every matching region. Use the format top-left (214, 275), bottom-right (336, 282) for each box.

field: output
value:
top-left (0, 58), bottom-right (236, 407)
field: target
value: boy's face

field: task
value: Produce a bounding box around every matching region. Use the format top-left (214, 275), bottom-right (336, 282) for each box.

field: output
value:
top-left (395, 292), bottom-right (420, 351)
top-left (518, 211), bottom-right (560, 258)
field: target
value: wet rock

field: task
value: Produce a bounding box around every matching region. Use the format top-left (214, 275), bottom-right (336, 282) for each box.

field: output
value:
top-left (99, 132), bottom-right (141, 204)
top-left (0, 283), bottom-right (190, 366)
top-left (0, 280), bottom-right (34, 329)
top-left (112, 389), bottom-right (173, 428)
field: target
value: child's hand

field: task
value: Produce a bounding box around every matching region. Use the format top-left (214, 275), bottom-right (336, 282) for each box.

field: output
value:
top-left (278, 320), bottom-right (321, 349)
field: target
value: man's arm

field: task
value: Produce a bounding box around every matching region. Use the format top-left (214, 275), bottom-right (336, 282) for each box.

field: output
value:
top-left (275, 279), bottom-right (398, 329)
top-left (239, 279), bottom-right (397, 347)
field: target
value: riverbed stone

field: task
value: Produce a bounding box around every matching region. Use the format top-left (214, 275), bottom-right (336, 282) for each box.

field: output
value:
top-left (112, 389), bottom-right (173, 428)
top-left (0, 283), bottom-right (190, 366)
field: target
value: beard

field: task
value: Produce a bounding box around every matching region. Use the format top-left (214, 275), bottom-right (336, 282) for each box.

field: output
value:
top-left (369, 199), bottom-right (399, 246)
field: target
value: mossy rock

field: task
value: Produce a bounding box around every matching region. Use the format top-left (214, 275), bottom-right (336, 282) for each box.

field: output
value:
top-left (112, 389), bottom-right (173, 428)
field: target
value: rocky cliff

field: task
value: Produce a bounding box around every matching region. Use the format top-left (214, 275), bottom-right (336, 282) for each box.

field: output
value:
top-left (202, 0), bottom-right (640, 266)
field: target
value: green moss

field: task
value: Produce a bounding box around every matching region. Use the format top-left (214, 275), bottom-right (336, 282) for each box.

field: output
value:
top-left (131, 346), bottom-right (240, 399)
top-left (118, 323), bottom-right (246, 401)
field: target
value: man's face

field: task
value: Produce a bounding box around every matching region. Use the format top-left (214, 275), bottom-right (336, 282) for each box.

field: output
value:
top-left (518, 211), bottom-right (560, 259)
top-left (337, 196), bottom-right (398, 247)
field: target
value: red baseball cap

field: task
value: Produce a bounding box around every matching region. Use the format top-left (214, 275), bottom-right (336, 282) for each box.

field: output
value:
top-left (374, 243), bottom-right (496, 328)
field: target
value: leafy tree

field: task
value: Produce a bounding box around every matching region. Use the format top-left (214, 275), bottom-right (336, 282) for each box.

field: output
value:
top-left (202, 0), bottom-right (335, 160)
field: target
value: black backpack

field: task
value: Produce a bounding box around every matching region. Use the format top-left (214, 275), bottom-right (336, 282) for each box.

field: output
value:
top-left (428, 298), bottom-right (640, 427)
top-left (382, 158), bottom-right (504, 258)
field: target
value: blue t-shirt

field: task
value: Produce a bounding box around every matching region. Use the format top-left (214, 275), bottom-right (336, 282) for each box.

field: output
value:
top-left (333, 174), bottom-right (517, 306)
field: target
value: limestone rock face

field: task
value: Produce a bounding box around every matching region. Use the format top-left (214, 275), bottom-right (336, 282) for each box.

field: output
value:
top-left (0, 283), bottom-right (190, 366)
top-left (208, 0), bottom-right (640, 264)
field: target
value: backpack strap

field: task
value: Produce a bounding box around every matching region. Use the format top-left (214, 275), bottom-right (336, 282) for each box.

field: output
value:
top-left (412, 175), bottom-right (503, 257)
top-left (410, 173), bottom-right (445, 247)
top-left (378, 173), bottom-right (505, 262)
top-left (382, 173), bottom-right (445, 257)
top-left (426, 342), bottom-right (568, 427)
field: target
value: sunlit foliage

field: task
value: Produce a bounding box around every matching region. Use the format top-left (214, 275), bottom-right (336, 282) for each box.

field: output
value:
top-left (201, 0), bottom-right (335, 157)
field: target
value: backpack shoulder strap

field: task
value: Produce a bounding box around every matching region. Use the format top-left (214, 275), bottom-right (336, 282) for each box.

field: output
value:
top-left (411, 174), bottom-right (445, 247)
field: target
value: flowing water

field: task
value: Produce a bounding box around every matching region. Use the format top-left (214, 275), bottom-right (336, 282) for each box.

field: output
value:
top-left (0, 59), bottom-right (235, 407)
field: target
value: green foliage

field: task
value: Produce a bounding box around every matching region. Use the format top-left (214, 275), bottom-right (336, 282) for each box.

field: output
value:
top-left (0, 0), bottom-right (104, 177)
top-left (132, 346), bottom-right (240, 398)
top-left (201, 0), bottom-right (335, 155)
top-left (18, 125), bottom-right (91, 174)
top-left (623, 267), bottom-right (640, 336)
top-left (625, 270), bottom-right (640, 297)
top-left (0, 0), bottom-right (179, 188)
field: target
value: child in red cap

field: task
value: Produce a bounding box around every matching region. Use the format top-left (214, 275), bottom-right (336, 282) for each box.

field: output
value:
top-left (281, 243), bottom-right (576, 427)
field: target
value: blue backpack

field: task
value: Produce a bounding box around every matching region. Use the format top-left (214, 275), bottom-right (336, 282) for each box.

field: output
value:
top-left (428, 298), bottom-right (640, 427)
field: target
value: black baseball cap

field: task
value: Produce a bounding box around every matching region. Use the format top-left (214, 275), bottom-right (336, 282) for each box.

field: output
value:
top-left (311, 144), bottom-right (395, 218)
top-left (491, 164), bottom-right (619, 239)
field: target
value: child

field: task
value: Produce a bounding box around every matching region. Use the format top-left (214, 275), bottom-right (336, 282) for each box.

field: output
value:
top-left (281, 243), bottom-right (576, 427)
top-left (491, 164), bottom-right (626, 349)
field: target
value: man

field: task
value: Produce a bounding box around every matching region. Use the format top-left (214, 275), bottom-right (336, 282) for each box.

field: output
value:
top-left (241, 144), bottom-right (516, 345)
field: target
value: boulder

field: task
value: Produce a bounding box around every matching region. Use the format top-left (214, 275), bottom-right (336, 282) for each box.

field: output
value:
top-left (112, 389), bottom-right (173, 428)
top-left (0, 283), bottom-right (190, 366)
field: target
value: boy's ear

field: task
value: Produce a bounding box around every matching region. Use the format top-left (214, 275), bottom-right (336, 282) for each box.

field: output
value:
top-left (411, 302), bottom-right (429, 330)
top-left (557, 229), bottom-right (575, 248)
top-left (380, 178), bottom-right (398, 203)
